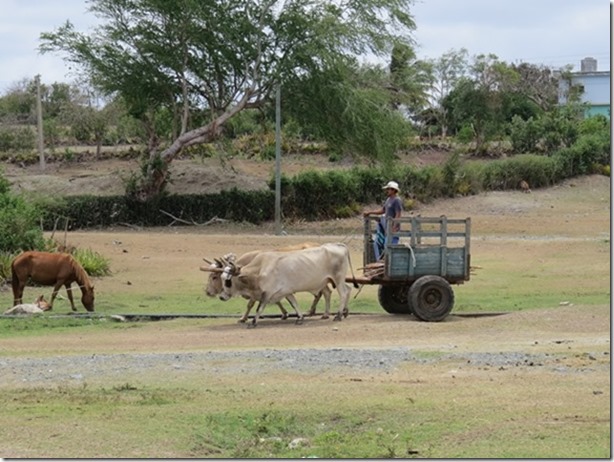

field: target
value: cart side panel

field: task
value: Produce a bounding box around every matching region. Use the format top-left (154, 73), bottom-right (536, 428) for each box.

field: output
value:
top-left (386, 246), bottom-right (468, 279)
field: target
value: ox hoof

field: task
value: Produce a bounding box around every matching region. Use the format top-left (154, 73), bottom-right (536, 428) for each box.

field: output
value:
top-left (295, 317), bottom-right (305, 325)
top-left (333, 314), bottom-right (343, 322)
top-left (247, 323), bottom-right (257, 329)
top-left (237, 318), bottom-right (247, 323)
top-left (281, 314), bottom-right (289, 321)
top-left (320, 314), bottom-right (330, 320)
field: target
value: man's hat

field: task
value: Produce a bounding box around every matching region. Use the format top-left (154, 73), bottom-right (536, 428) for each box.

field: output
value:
top-left (382, 181), bottom-right (399, 192)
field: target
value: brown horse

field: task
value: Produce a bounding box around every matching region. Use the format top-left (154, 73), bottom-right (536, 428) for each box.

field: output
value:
top-left (11, 251), bottom-right (95, 312)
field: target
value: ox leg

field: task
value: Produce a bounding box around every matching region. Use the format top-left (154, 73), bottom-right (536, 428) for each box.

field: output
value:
top-left (276, 302), bottom-right (289, 320)
top-left (307, 291), bottom-right (322, 317)
top-left (239, 299), bottom-right (256, 323)
top-left (284, 294), bottom-right (304, 325)
top-left (319, 285), bottom-right (332, 320)
top-left (64, 283), bottom-right (77, 311)
top-left (248, 294), bottom-right (269, 328)
top-left (334, 283), bottom-right (351, 321)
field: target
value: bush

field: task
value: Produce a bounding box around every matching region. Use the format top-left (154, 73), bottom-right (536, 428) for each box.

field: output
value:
top-left (0, 126), bottom-right (35, 152)
top-left (509, 115), bottom-right (541, 153)
top-left (554, 132), bottom-right (611, 178)
top-left (481, 155), bottom-right (558, 190)
top-left (0, 193), bottom-right (45, 252)
top-left (0, 251), bottom-right (14, 282)
top-left (72, 247), bottom-right (111, 277)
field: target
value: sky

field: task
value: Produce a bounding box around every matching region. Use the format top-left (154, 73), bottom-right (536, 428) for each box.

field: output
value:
top-left (0, 0), bottom-right (611, 92)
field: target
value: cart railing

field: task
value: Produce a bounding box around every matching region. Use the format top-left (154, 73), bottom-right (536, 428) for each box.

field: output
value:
top-left (363, 215), bottom-right (471, 283)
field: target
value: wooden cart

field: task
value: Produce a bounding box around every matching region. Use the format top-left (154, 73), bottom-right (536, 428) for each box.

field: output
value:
top-left (347, 215), bottom-right (471, 321)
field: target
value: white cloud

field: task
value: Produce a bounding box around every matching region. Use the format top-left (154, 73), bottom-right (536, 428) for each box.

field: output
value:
top-left (0, 0), bottom-right (610, 92)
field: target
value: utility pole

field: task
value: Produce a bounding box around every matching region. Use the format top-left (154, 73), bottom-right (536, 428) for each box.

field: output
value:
top-left (35, 74), bottom-right (45, 171)
top-left (274, 84), bottom-right (282, 235)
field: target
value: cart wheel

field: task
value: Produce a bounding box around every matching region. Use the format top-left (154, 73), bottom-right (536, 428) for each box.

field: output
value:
top-left (409, 275), bottom-right (454, 322)
top-left (377, 285), bottom-right (413, 314)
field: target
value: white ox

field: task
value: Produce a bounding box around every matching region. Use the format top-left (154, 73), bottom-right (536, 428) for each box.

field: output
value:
top-left (202, 244), bottom-right (332, 322)
top-left (219, 243), bottom-right (354, 327)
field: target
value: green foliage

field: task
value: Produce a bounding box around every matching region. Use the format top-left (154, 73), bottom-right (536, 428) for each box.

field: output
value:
top-left (442, 152), bottom-right (461, 197)
top-left (455, 124), bottom-right (474, 144)
top-left (43, 118), bottom-right (61, 150)
top-left (480, 155), bottom-right (558, 190)
top-left (0, 167), bottom-right (10, 195)
top-left (39, 0), bottom-right (419, 198)
top-left (72, 247), bottom-right (111, 277)
top-left (578, 114), bottom-right (610, 136)
top-left (554, 132), bottom-right (611, 178)
top-left (0, 251), bottom-right (14, 281)
top-left (0, 126), bottom-right (35, 152)
top-left (284, 64), bottom-right (414, 163)
top-left (0, 193), bottom-right (45, 253)
top-left (509, 115), bottom-right (541, 153)
top-left (283, 169), bottom-right (360, 220)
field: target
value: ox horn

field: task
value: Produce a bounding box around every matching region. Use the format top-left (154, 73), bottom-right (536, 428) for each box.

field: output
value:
top-left (203, 257), bottom-right (214, 264)
top-left (214, 257), bottom-right (227, 267)
top-left (200, 266), bottom-right (224, 273)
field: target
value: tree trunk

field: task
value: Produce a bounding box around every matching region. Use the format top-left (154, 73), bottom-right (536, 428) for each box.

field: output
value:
top-left (133, 87), bottom-right (257, 202)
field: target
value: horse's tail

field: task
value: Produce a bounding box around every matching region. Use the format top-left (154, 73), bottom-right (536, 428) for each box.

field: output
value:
top-left (10, 255), bottom-right (22, 304)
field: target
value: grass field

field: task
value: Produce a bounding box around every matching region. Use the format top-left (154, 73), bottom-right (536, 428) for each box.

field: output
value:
top-left (0, 174), bottom-right (610, 458)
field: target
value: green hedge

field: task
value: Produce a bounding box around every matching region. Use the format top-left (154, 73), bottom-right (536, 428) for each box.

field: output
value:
top-left (41, 189), bottom-right (276, 229)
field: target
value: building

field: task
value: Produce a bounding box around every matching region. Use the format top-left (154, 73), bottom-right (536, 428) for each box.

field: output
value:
top-left (558, 57), bottom-right (610, 119)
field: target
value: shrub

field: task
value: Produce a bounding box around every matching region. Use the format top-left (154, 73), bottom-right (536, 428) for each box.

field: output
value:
top-left (554, 132), bottom-right (611, 178)
top-left (481, 155), bottom-right (558, 190)
top-left (509, 115), bottom-right (541, 153)
top-left (0, 193), bottom-right (45, 252)
top-left (72, 247), bottom-right (111, 277)
top-left (0, 251), bottom-right (14, 282)
top-left (0, 126), bottom-right (35, 152)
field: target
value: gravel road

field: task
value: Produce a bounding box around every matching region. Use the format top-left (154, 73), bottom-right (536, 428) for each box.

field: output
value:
top-left (2, 347), bottom-right (605, 387)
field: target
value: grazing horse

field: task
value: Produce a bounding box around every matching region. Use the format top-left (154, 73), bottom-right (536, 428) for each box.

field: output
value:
top-left (11, 251), bottom-right (95, 312)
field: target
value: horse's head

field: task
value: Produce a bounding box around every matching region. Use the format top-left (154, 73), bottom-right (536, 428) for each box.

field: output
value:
top-left (82, 286), bottom-right (95, 311)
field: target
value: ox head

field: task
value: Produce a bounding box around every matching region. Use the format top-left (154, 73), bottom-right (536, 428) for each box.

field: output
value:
top-left (219, 261), bottom-right (241, 301)
top-left (201, 254), bottom-right (236, 297)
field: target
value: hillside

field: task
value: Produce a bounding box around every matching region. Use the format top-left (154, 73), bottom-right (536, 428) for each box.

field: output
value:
top-left (3, 149), bottom-right (449, 197)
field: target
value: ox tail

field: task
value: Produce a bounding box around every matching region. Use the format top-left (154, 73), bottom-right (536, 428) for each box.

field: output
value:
top-left (345, 246), bottom-right (359, 289)
top-left (326, 277), bottom-right (337, 289)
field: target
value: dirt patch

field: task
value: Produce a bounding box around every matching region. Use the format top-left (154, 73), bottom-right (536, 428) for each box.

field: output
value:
top-left (3, 150), bottom-right (450, 196)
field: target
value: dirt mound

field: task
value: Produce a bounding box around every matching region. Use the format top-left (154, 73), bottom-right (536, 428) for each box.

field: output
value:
top-left (3, 150), bottom-right (449, 196)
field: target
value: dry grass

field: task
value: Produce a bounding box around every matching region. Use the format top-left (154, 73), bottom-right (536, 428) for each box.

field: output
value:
top-left (0, 174), bottom-right (610, 458)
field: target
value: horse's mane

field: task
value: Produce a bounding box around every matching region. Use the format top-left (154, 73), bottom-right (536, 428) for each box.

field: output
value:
top-left (69, 256), bottom-right (93, 290)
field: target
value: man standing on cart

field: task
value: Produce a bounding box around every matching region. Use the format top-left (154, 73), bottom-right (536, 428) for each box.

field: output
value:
top-left (363, 180), bottom-right (403, 260)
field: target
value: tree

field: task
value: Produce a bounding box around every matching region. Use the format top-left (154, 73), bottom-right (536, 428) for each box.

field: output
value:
top-left (40, 0), bottom-right (418, 201)
top-left (388, 43), bottom-right (433, 116)
top-left (0, 79), bottom-right (36, 124)
top-left (426, 48), bottom-right (468, 138)
top-left (507, 62), bottom-right (562, 112)
top-left (282, 61), bottom-right (413, 164)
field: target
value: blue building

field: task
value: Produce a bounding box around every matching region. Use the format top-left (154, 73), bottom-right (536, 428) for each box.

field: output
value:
top-left (558, 57), bottom-right (610, 119)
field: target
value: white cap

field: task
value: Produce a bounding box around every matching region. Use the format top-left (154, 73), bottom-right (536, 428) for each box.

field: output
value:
top-left (382, 181), bottom-right (399, 192)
